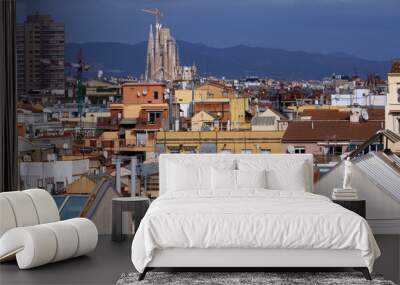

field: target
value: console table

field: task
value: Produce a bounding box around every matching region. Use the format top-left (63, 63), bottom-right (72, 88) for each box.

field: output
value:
top-left (112, 197), bottom-right (150, 242)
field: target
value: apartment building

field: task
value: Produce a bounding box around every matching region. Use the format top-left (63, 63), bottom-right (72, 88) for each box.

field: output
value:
top-left (385, 60), bottom-right (400, 151)
top-left (86, 79), bottom-right (122, 105)
top-left (122, 82), bottom-right (166, 104)
top-left (156, 131), bottom-right (284, 154)
top-left (17, 14), bottom-right (65, 96)
top-left (282, 108), bottom-right (385, 163)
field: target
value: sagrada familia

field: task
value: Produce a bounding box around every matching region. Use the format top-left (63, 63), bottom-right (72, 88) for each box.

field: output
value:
top-left (145, 23), bottom-right (196, 82)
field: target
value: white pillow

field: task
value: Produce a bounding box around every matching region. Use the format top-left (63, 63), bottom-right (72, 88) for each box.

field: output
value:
top-left (211, 168), bottom-right (237, 191)
top-left (168, 162), bottom-right (211, 191)
top-left (266, 165), bottom-right (307, 191)
top-left (238, 159), bottom-right (308, 191)
top-left (236, 169), bottom-right (267, 189)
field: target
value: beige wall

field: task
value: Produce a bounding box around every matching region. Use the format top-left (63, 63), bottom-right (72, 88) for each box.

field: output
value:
top-left (65, 176), bottom-right (96, 194)
top-left (195, 83), bottom-right (233, 102)
top-left (251, 109), bottom-right (287, 131)
top-left (230, 97), bottom-right (250, 130)
top-left (123, 104), bottom-right (141, 119)
top-left (125, 129), bottom-right (136, 145)
top-left (191, 111), bottom-right (215, 131)
top-left (252, 124), bottom-right (277, 132)
top-left (174, 89), bottom-right (193, 104)
top-left (156, 131), bottom-right (284, 154)
top-left (101, 131), bottom-right (118, 140)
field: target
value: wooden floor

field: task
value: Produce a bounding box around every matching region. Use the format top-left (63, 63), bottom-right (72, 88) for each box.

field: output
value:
top-left (0, 236), bottom-right (134, 285)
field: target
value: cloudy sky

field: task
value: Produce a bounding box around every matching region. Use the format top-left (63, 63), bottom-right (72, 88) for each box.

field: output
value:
top-left (17, 0), bottom-right (400, 61)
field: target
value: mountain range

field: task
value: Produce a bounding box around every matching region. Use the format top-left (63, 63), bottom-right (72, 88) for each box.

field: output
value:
top-left (66, 41), bottom-right (391, 80)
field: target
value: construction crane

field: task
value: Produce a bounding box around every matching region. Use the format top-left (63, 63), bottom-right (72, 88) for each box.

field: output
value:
top-left (41, 48), bottom-right (90, 139)
top-left (141, 8), bottom-right (162, 26)
top-left (40, 48), bottom-right (90, 115)
top-left (73, 49), bottom-right (90, 115)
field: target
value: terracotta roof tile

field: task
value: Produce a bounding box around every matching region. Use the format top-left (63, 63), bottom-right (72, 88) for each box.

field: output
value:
top-left (300, 108), bottom-right (384, 121)
top-left (282, 121), bottom-right (384, 142)
top-left (301, 109), bottom-right (349, 120)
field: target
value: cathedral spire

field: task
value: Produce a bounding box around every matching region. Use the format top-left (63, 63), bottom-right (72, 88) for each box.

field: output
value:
top-left (143, 10), bottom-right (193, 82)
top-left (145, 24), bottom-right (155, 81)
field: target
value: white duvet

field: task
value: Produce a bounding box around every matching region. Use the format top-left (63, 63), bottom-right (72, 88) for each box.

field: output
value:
top-left (131, 190), bottom-right (380, 273)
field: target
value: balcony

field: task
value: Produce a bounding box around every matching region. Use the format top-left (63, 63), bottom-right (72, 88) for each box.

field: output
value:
top-left (135, 118), bottom-right (168, 131)
top-left (117, 139), bottom-right (154, 153)
top-left (101, 139), bottom-right (154, 153)
top-left (97, 117), bottom-right (120, 131)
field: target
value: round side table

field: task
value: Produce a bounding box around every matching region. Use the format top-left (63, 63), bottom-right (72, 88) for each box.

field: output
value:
top-left (112, 197), bottom-right (150, 242)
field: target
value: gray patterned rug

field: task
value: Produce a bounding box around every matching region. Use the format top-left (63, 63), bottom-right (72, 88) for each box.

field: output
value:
top-left (116, 271), bottom-right (396, 285)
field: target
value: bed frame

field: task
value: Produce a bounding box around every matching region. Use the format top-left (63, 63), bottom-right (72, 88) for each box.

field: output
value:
top-left (139, 248), bottom-right (371, 280)
top-left (139, 154), bottom-right (372, 281)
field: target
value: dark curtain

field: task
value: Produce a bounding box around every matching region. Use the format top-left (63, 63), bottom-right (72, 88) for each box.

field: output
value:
top-left (0, 0), bottom-right (18, 192)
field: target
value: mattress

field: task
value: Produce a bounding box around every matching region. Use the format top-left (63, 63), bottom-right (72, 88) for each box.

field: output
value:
top-left (131, 190), bottom-right (380, 273)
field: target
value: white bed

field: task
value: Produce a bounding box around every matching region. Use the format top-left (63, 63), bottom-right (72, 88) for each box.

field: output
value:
top-left (131, 154), bottom-right (380, 280)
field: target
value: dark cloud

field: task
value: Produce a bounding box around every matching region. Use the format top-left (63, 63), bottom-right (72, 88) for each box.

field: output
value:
top-left (16, 0), bottom-right (400, 61)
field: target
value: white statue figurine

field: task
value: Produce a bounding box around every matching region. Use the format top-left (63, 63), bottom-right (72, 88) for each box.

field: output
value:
top-left (342, 157), bottom-right (352, 190)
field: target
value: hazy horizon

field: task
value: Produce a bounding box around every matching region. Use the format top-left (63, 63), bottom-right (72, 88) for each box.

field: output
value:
top-left (65, 40), bottom-right (393, 63)
top-left (16, 0), bottom-right (400, 62)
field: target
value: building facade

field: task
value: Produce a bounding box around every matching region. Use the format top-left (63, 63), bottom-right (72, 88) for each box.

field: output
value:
top-left (156, 131), bottom-right (284, 154)
top-left (385, 60), bottom-right (400, 151)
top-left (282, 108), bottom-right (384, 163)
top-left (122, 82), bottom-right (166, 104)
top-left (86, 80), bottom-right (121, 105)
top-left (17, 14), bottom-right (65, 96)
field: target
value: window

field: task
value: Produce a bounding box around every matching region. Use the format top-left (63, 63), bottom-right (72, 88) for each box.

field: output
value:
top-left (397, 118), bottom-right (400, 133)
top-left (241, 149), bottom-right (252, 154)
top-left (294, 146), bottom-right (305, 154)
top-left (260, 149), bottom-right (271, 154)
top-left (148, 111), bottom-right (161, 124)
top-left (136, 133), bottom-right (148, 146)
top-left (329, 145), bottom-right (342, 155)
top-left (55, 181), bottom-right (65, 193)
top-left (397, 84), bottom-right (400, 103)
top-left (154, 91), bottom-right (159, 100)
